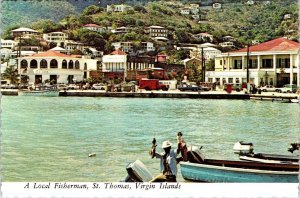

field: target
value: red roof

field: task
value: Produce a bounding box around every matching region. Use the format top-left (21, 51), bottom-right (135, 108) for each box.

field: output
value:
top-left (232, 38), bottom-right (300, 53)
top-left (84, 24), bottom-right (100, 27)
top-left (31, 50), bottom-right (71, 58)
top-left (110, 49), bottom-right (127, 55)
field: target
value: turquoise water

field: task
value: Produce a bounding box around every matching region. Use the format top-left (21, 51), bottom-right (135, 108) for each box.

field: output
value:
top-left (1, 96), bottom-right (299, 181)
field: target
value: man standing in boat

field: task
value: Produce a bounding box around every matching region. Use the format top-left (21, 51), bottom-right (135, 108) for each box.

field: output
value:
top-left (149, 139), bottom-right (178, 182)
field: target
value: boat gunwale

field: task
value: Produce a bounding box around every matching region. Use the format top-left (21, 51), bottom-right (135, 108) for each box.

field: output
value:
top-left (180, 161), bottom-right (299, 175)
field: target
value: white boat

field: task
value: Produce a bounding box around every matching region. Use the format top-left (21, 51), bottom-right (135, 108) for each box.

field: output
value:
top-left (18, 85), bottom-right (59, 97)
top-left (290, 99), bottom-right (299, 103)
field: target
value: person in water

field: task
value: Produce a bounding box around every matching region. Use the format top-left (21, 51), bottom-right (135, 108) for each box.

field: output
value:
top-left (150, 139), bottom-right (178, 182)
top-left (177, 132), bottom-right (188, 162)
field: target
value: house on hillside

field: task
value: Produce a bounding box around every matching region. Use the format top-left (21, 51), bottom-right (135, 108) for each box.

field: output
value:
top-left (283, 14), bottom-right (292, 20)
top-left (83, 24), bottom-right (106, 33)
top-left (112, 27), bottom-right (131, 34)
top-left (106, 4), bottom-right (131, 12)
top-left (11, 27), bottom-right (40, 39)
top-left (145, 26), bottom-right (168, 40)
top-left (219, 42), bottom-right (235, 48)
top-left (212, 3), bottom-right (222, 9)
top-left (1, 39), bottom-right (17, 49)
top-left (43, 32), bottom-right (68, 48)
top-left (206, 38), bottom-right (300, 87)
top-left (193, 33), bottom-right (214, 42)
top-left (246, 0), bottom-right (255, 5)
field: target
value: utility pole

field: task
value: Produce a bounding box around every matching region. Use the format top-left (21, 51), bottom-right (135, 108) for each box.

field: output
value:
top-left (201, 47), bottom-right (205, 82)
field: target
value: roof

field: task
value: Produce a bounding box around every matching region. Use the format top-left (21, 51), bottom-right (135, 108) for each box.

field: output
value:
top-left (83, 24), bottom-right (100, 28)
top-left (149, 26), bottom-right (165, 29)
top-left (31, 50), bottom-right (71, 58)
top-left (49, 46), bottom-right (67, 51)
top-left (199, 42), bottom-right (218, 47)
top-left (110, 49), bottom-right (127, 55)
top-left (11, 27), bottom-right (38, 33)
top-left (232, 37), bottom-right (300, 53)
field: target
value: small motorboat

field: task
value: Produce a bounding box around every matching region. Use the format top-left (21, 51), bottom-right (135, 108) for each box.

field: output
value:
top-left (233, 141), bottom-right (299, 165)
top-left (180, 146), bottom-right (299, 183)
top-left (290, 99), bottom-right (299, 103)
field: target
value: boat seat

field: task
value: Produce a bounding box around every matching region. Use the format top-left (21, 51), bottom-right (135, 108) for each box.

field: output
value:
top-left (239, 141), bottom-right (253, 146)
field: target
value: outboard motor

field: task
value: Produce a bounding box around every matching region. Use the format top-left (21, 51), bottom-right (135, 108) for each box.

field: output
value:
top-left (233, 141), bottom-right (254, 155)
top-left (187, 145), bottom-right (205, 163)
top-left (124, 160), bottom-right (154, 182)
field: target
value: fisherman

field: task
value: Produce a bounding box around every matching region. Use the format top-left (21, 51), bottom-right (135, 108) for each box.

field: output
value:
top-left (177, 132), bottom-right (188, 162)
top-left (149, 139), bottom-right (178, 182)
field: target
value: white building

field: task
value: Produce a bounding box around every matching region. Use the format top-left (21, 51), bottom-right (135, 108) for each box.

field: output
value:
top-left (190, 47), bottom-right (222, 60)
top-left (112, 42), bottom-right (155, 53)
top-left (112, 27), bottom-right (131, 34)
top-left (17, 50), bottom-right (98, 84)
top-left (11, 27), bottom-right (39, 39)
top-left (106, 4), bottom-right (131, 12)
top-left (83, 24), bottom-right (106, 33)
top-left (193, 33), bottom-right (214, 42)
top-left (141, 42), bottom-right (155, 52)
top-left (145, 26), bottom-right (168, 39)
top-left (0, 48), bottom-right (13, 60)
top-left (219, 42), bottom-right (235, 48)
top-left (212, 3), bottom-right (222, 9)
top-left (206, 38), bottom-right (300, 87)
top-left (43, 32), bottom-right (68, 47)
top-left (1, 39), bottom-right (17, 49)
top-left (102, 49), bottom-right (127, 76)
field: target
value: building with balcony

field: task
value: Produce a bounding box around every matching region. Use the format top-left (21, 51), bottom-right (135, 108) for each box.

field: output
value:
top-left (145, 26), bottom-right (168, 39)
top-left (106, 4), bottom-right (131, 12)
top-left (102, 49), bottom-right (127, 79)
top-left (206, 38), bottom-right (300, 87)
top-left (42, 32), bottom-right (68, 47)
top-left (11, 27), bottom-right (39, 39)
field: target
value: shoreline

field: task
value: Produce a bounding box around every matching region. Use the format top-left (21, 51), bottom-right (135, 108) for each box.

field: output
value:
top-left (1, 89), bottom-right (298, 100)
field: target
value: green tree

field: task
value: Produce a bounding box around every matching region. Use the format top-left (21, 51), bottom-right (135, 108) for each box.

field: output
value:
top-left (2, 66), bottom-right (19, 85)
top-left (31, 19), bottom-right (62, 33)
top-left (82, 5), bottom-right (103, 16)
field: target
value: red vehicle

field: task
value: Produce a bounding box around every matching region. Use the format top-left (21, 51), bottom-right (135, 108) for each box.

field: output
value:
top-left (139, 79), bottom-right (168, 91)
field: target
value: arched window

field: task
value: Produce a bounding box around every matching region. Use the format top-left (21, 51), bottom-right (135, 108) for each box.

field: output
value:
top-left (40, 59), bottom-right (47, 68)
top-left (97, 61), bottom-right (101, 70)
top-left (21, 60), bottom-right (28, 69)
top-left (68, 60), bottom-right (74, 69)
top-left (62, 60), bottom-right (67, 69)
top-left (50, 59), bottom-right (58, 68)
top-left (75, 60), bottom-right (80, 69)
top-left (84, 63), bottom-right (87, 70)
top-left (30, 59), bottom-right (38, 68)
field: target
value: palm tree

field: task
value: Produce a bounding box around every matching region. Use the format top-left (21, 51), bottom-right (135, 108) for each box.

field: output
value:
top-left (2, 65), bottom-right (19, 85)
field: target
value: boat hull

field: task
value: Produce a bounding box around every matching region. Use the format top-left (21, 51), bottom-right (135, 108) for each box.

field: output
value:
top-left (18, 90), bottom-right (59, 97)
top-left (180, 161), bottom-right (299, 183)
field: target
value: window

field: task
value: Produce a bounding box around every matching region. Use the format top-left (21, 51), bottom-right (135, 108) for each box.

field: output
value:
top-left (50, 59), bottom-right (58, 68)
top-left (262, 59), bottom-right (273, 68)
top-left (62, 60), bottom-right (67, 69)
top-left (69, 60), bottom-right (74, 69)
top-left (21, 60), bottom-right (28, 68)
top-left (220, 60), bottom-right (222, 65)
top-left (277, 58), bottom-right (290, 68)
top-left (84, 63), bottom-right (87, 70)
top-left (249, 59), bottom-right (257, 69)
top-left (40, 59), bottom-right (47, 68)
top-left (233, 59), bottom-right (242, 69)
top-left (228, 78), bottom-right (233, 83)
top-left (30, 59), bottom-right (38, 68)
top-left (75, 60), bottom-right (80, 69)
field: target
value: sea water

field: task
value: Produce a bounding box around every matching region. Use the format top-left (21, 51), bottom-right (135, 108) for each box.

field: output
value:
top-left (1, 96), bottom-right (299, 181)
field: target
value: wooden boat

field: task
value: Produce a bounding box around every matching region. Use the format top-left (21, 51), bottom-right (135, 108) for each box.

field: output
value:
top-left (180, 146), bottom-right (299, 183)
top-left (180, 159), bottom-right (299, 183)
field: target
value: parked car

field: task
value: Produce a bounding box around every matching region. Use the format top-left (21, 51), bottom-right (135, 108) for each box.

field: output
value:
top-left (82, 83), bottom-right (91, 90)
top-left (276, 84), bottom-right (297, 93)
top-left (259, 85), bottom-right (277, 92)
top-left (223, 83), bottom-right (242, 92)
top-left (178, 84), bottom-right (200, 91)
top-left (57, 84), bottom-right (68, 90)
top-left (67, 84), bottom-right (80, 90)
top-left (1, 84), bottom-right (17, 89)
top-left (92, 83), bottom-right (106, 90)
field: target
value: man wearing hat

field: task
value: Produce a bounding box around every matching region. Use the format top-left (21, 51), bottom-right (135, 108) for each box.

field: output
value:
top-left (150, 140), bottom-right (178, 182)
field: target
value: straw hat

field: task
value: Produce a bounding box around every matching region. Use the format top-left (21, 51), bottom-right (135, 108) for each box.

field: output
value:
top-left (162, 140), bottom-right (172, 148)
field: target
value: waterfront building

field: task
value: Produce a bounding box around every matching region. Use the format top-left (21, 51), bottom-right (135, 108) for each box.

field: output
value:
top-left (206, 37), bottom-right (300, 87)
top-left (42, 32), bottom-right (68, 48)
top-left (17, 50), bottom-right (98, 84)
top-left (102, 49), bottom-right (127, 80)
